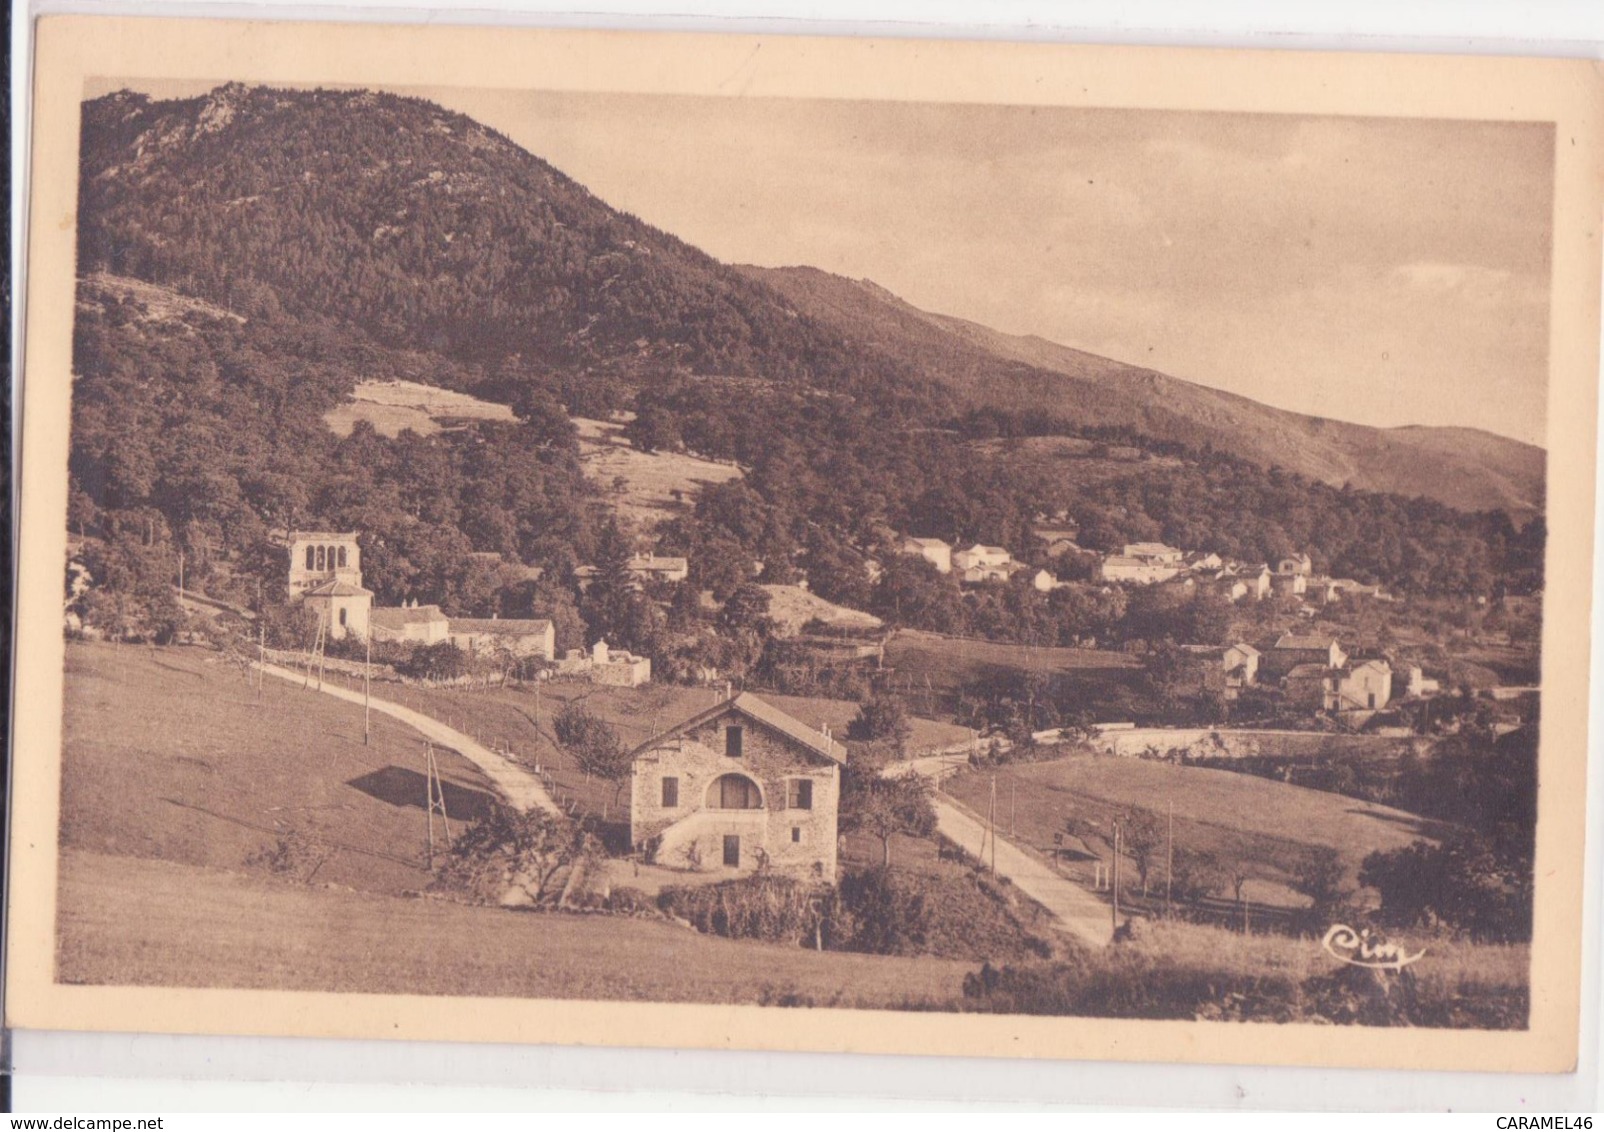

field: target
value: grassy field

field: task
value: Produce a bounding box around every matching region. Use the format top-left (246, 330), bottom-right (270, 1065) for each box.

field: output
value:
top-left (61, 642), bottom-right (498, 896)
top-left (884, 630), bottom-right (1141, 709)
top-left (943, 753), bottom-right (1443, 908)
top-left (58, 850), bottom-right (970, 1007)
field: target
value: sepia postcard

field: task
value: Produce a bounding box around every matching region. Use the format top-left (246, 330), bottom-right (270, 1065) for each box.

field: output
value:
top-left (8, 16), bottom-right (1603, 1075)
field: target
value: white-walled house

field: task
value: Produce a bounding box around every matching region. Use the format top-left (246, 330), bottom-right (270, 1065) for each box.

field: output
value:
top-left (1101, 556), bottom-right (1181, 585)
top-left (899, 536), bottom-right (953, 574)
top-left (1325, 660), bottom-right (1394, 712)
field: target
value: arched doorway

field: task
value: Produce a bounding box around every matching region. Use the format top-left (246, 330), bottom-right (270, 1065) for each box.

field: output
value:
top-left (706, 773), bottom-right (763, 810)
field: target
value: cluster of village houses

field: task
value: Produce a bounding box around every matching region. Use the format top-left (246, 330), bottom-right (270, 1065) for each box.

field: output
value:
top-left (898, 528), bottom-right (1388, 608)
top-left (286, 531), bottom-right (652, 686)
top-left (897, 528), bottom-right (1433, 720)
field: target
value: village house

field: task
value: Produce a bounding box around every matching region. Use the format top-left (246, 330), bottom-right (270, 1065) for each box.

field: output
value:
top-left (554, 639), bottom-right (652, 687)
top-left (369, 601), bottom-right (450, 646)
top-left (952, 544), bottom-right (1013, 572)
top-left (630, 692), bottom-right (845, 879)
top-left (1217, 576), bottom-right (1251, 603)
top-left (1325, 660), bottom-right (1394, 712)
top-left (1122, 541), bottom-right (1185, 565)
top-left (1101, 555), bottom-right (1181, 585)
top-left (1030, 568), bottom-right (1060, 593)
top-left (1307, 577), bottom-right (1342, 605)
top-left (445, 617), bottom-right (556, 661)
top-left (1264, 633), bottom-right (1348, 677)
top-left (1185, 551), bottom-right (1224, 572)
top-left (1283, 663), bottom-right (1331, 710)
top-left (898, 536), bottom-right (953, 574)
top-left (628, 554), bottom-right (689, 584)
top-left (1223, 642), bottom-right (1261, 689)
top-left (1244, 566), bottom-right (1273, 601)
top-left (1405, 665), bottom-right (1443, 699)
top-left (1277, 553), bottom-right (1313, 576)
top-left (575, 553), bottom-right (691, 591)
top-left (1033, 522), bottom-right (1082, 558)
top-left (1272, 572), bottom-right (1308, 598)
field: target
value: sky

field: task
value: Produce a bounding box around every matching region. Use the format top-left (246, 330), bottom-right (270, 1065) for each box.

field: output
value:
top-left (93, 80), bottom-right (1556, 446)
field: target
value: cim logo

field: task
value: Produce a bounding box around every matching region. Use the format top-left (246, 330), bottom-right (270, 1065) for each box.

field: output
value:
top-left (1320, 924), bottom-right (1426, 972)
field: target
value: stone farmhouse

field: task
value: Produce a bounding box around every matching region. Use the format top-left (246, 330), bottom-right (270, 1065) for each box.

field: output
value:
top-left (370, 601), bottom-right (450, 645)
top-left (1264, 633), bottom-right (1348, 677)
top-left (447, 617), bottom-right (556, 660)
top-left (1277, 553), bottom-right (1313, 576)
top-left (630, 692), bottom-right (845, 880)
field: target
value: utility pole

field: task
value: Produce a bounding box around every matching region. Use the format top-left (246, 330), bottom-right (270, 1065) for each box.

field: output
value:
top-left (1165, 799), bottom-right (1174, 918)
top-left (1111, 820), bottom-right (1121, 932)
top-left (987, 775), bottom-right (997, 874)
top-left (256, 625), bottom-right (265, 702)
top-left (364, 632), bottom-right (372, 746)
top-left (1010, 780), bottom-right (1017, 837)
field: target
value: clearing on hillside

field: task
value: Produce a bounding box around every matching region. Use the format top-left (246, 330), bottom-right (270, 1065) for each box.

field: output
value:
top-left (324, 378), bottom-right (517, 438)
top-left (761, 584), bottom-right (884, 636)
top-left (573, 415), bottom-right (744, 534)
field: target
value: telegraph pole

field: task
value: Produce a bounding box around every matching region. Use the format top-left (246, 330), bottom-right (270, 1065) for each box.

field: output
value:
top-left (1165, 799), bottom-right (1174, 918)
top-left (1111, 820), bottom-right (1122, 932)
top-left (987, 776), bottom-right (998, 874)
top-left (364, 632), bottom-right (372, 746)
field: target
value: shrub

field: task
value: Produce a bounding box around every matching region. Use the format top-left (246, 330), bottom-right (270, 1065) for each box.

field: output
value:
top-left (605, 886), bottom-right (655, 916)
top-left (435, 803), bottom-right (595, 906)
top-left (658, 874), bottom-right (829, 947)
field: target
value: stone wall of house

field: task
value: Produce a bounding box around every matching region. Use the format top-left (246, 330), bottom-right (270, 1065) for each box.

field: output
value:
top-left (631, 709), bottom-right (840, 880)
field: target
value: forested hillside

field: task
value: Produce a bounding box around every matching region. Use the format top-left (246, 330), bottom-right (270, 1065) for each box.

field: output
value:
top-left (68, 84), bottom-right (1545, 652)
top-left (78, 85), bottom-right (936, 413)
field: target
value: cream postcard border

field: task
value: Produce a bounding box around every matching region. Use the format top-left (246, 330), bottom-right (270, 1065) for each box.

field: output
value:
top-left (9, 15), bottom-right (1603, 1073)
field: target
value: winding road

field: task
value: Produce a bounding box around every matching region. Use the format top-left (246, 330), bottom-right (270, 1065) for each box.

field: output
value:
top-left (886, 748), bottom-right (1114, 948)
top-left (256, 662), bottom-right (559, 815)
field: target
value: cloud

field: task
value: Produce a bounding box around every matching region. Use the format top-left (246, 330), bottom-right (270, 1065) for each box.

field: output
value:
top-left (1386, 261), bottom-right (1547, 309)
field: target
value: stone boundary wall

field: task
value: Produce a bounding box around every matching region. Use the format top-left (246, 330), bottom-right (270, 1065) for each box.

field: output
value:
top-left (1090, 726), bottom-right (1419, 761)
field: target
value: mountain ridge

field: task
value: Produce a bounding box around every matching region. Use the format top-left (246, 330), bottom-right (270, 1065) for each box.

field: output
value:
top-left (78, 82), bottom-right (1543, 522)
top-left (741, 265), bottom-right (1544, 520)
